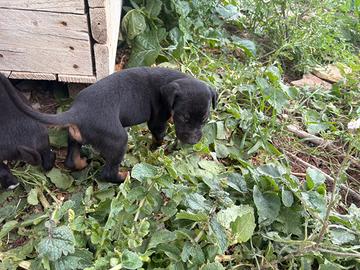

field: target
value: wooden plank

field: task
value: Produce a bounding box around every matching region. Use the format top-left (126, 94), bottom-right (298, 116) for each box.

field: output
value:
top-left (88, 0), bottom-right (106, 8)
top-left (0, 0), bottom-right (85, 14)
top-left (10, 71), bottom-right (56, 80)
top-left (0, 70), bottom-right (11, 77)
top-left (89, 7), bottom-right (107, 44)
top-left (94, 43), bottom-right (109, 80)
top-left (58, 74), bottom-right (97, 83)
top-left (90, 0), bottom-right (122, 79)
top-left (107, 0), bottom-right (122, 75)
top-left (0, 9), bottom-right (94, 76)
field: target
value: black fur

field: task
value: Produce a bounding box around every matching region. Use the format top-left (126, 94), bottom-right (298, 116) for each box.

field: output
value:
top-left (1, 67), bottom-right (217, 183)
top-left (0, 75), bottom-right (55, 189)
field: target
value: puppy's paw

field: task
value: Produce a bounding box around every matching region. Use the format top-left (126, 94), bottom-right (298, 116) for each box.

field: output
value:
top-left (7, 182), bottom-right (20, 190)
top-left (150, 138), bottom-right (164, 151)
top-left (117, 171), bottom-right (129, 182)
top-left (74, 157), bottom-right (88, 170)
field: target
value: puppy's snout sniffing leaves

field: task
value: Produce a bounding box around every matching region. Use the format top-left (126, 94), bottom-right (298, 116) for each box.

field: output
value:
top-left (3, 67), bottom-right (217, 184)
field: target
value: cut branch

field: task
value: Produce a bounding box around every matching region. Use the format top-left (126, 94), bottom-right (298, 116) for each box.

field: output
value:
top-left (285, 151), bottom-right (360, 202)
top-left (286, 124), bottom-right (360, 169)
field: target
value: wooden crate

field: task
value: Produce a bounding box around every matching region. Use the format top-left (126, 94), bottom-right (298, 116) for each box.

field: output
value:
top-left (0, 0), bottom-right (122, 83)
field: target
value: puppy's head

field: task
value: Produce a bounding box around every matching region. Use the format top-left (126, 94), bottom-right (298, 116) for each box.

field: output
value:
top-left (161, 78), bottom-right (217, 144)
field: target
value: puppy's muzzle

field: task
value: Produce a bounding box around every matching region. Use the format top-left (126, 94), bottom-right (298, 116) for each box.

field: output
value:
top-left (176, 129), bottom-right (202, 145)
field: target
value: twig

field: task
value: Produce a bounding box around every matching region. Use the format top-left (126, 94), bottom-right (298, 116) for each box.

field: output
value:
top-left (291, 172), bottom-right (306, 177)
top-left (317, 248), bottom-right (360, 258)
top-left (286, 124), bottom-right (360, 169)
top-left (285, 151), bottom-right (360, 202)
top-left (317, 145), bottom-right (351, 244)
top-left (37, 190), bottom-right (50, 209)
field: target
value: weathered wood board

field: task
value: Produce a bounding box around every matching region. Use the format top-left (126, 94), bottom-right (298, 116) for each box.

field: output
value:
top-left (90, 0), bottom-right (122, 79)
top-left (0, 0), bottom-right (122, 83)
top-left (0, 8), bottom-right (93, 76)
top-left (10, 71), bottom-right (56, 80)
top-left (0, 70), bottom-right (10, 77)
top-left (0, 0), bottom-right (85, 14)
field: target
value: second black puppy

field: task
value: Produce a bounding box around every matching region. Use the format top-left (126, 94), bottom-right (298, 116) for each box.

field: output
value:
top-left (0, 74), bottom-right (55, 189)
top-left (2, 67), bottom-right (217, 183)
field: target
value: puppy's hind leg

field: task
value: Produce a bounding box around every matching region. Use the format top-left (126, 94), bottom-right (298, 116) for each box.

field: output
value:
top-left (0, 162), bottom-right (19, 190)
top-left (99, 126), bottom-right (128, 183)
top-left (64, 132), bottom-right (87, 171)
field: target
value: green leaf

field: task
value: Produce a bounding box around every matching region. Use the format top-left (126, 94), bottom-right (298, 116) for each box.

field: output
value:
top-left (148, 229), bottom-right (177, 249)
top-left (257, 164), bottom-right (286, 178)
top-left (37, 225), bottom-right (75, 261)
top-left (176, 211), bottom-right (209, 222)
top-left (27, 188), bottom-right (39, 206)
top-left (169, 27), bottom-right (185, 58)
top-left (266, 86), bottom-right (289, 112)
top-left (265, 66), bottom-right (281, 83)
top-left (253, 186), bottom-right (281, 226)
top-left (145, 0), bottom-right (162, 17)
top-left (217, 205), bottom-right (255, 243)
top-left (230, 209), bottom-right (256, 243)
top-left (303, 109), bottom-right (331, 135)
top-left (301, 191), bottom-right (326, 218)
top-left (121, 250), bottom-right (143, 269)
top-left (319, 260), bottom-right (342, 270)
top-left (226, 173), bottom-right (247, 193)
top-left (180, 241), bottom-right (206, 264)
top-left (216, 121), bottom-right (226, 140)
top-left (329, 228), bottom-right (356, 245)
top-left (232, 37), bottom-right (256, 57)
top-left (131, 163), bottom-right (159, 181)
top-left (201, 261), bottom-right (225, 270)
top-left (198, 160), bottom-right (224, 175)
top-left (122, 9), bottom-right (146, 40)
top-left (281, 188), bottom-right (294, 207)
top-left (51, 249), bottom-right (93, 270)
top-left (216, 5), bottom-right (239, 20)
top-left (185, 193), bottom-right (211, 212)
top-left (49, 128), bottom-right (68, 148)
top-left (215, 143), bottom-right (230, 158)
top-left (127, 30), bottom-right (161, 67)
top-left (306, 167), bottom-right (326, 189)
top-left (276, 206), bottom-right (303, 236)
top-left (0, 220), bottom-right (18, 240)
top-left (209, 217), bottom-right (228, 253)
top-left (46, 168), bottom-right (74, 190)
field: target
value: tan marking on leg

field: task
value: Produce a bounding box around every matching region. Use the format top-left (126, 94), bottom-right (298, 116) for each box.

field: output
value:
top-left (69, 124), bottom-right (83, 143)
top-left (152, 137), bottom-right (164, 146)
top-left (118, 171), bottom-right (129, 180)
top-left (73, 148), bottom-right (88, 170)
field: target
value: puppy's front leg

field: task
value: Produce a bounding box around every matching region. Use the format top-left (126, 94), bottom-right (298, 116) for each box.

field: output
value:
top-left (148, 120), bottom-right (168, 150)
top-left (0, 162), bottom-right (19, 190)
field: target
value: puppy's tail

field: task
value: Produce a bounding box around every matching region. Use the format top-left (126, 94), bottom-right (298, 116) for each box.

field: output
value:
top-left (0, 73), bottom-right (73, 126)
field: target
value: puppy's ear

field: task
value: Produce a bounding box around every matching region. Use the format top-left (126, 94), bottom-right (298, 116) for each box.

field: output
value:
top-left (209, 86), bottom-right (218, 110)
top-left (17, 146), bottom-right (42, 166)
top-left (160, 81), bottom-right (180, 109)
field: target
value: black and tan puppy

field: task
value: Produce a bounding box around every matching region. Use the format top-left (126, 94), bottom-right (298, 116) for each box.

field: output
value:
top-left (1, 67), bottom-right (217, 183)
top-left (0, 75), bottom-right (55, 189)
